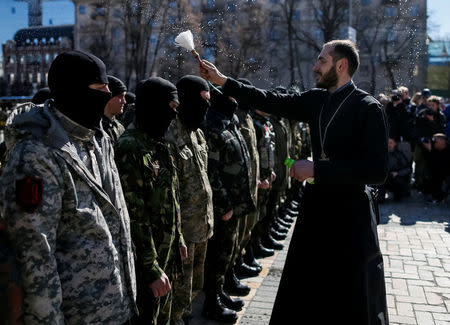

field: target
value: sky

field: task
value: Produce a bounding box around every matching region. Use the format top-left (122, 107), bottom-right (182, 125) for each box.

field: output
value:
top-left (0, 0), bottom-right (448, 59)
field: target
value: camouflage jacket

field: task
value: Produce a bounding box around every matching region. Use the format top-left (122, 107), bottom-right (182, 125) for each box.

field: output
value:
top-left (202, 109), bottom-right (255, 219)
top-left (102, 115), bottom-right (125, 144)
top-left (250, 111), bottom-right (276, 180)
top-left (289, 120), bottom-right (303, 160)
top-left (235, 109), bottom-right (259, 208)
top-left (115, 125), bottom-right (185, 286)
top-left (165, 117), bottom-right (214, 244)
top-left (269, 116), bottom-right (290, 191)
top-left (0, 102), bottom-right (136, 324)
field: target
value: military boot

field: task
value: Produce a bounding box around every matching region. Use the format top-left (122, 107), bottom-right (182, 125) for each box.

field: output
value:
top-left (219, 289), bottom-right (245, 311)
top-left (272, 219), bottom-right (289, 233)
top-left (252, 237), bottom-right (275, 258)
top-left (203, 292), bottom-right (238, 323)
top-left (234, 256), bottom-right (261, 278)
top-left (224, 269), bottom-right (251, 296)
top-left (261, 232), bottom-right (284, 250)
top-left (270, 227), bottom-right (288, 241)
top-left (243, 244), bottom-right (262, 271)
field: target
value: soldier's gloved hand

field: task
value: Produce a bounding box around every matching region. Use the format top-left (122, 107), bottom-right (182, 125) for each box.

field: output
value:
top-left (180, 245), bottom-right (188, 261)
top-left (221, 210), bottom-right (233, 221)
top-left (150, 273), bottom-right (172, 297)
top-left (289, 159), bottom-right (314, 182)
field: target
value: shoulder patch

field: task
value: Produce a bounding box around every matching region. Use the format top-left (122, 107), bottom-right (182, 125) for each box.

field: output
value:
top-left (15, 176), bottom-right (43, 213)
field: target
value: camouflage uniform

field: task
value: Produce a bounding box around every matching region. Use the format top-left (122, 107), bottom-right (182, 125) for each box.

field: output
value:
top-left (235, 109), bottom-right (259, 258)
top-left (115, 124), bottom-right (185, 325)
top-left (165, 116), bottom-right (214, 321)
top-left (250, 111), bottom-right (276, 239)
top-left (102, 115), bottom-right (125, 144)
top-left (202, 109), bottom-right (255, 293)
top-left (0, 102), bottom-right (137, 324)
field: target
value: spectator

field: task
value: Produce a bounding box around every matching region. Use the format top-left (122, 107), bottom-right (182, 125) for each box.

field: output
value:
top-left (422, 133), bottom-right (450, 203)
top-left (385, 90), bottom-right (414, 142)
top-left (427, 95), bottom-right (446, 131)
top-left (414, 108), bottom-right (445, 190)
top-left (378, 137), bottom-right (412, 202)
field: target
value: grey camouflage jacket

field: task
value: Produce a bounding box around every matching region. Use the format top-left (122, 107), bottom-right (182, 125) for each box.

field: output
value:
top-left (165, 117), bottom-right (214, 243)
top-left (0, 102), bottom-right (136, 324)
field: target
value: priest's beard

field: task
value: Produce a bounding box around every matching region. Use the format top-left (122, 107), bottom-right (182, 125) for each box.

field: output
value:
top-left (316, 64), bottom-right (338, 90)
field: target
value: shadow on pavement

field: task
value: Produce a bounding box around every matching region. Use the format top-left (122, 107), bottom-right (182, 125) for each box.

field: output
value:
top-left (378, 189), bottom-right (450, 231)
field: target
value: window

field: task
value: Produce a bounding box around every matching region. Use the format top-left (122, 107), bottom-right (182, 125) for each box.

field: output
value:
top-left (314, 28), bottom-right (323, 41)
top-left (270, 0), bottom-right (278, 3)
top-left (95, 6), bottom-right (106, 16)
top-left (361, 0), bottom-right (370, 5)
top-left (269, 29), bottom-right (280, 40)
top-left (79, 5), bottom-right (86, 14)
top-left (113, 9), bottom-right (121, 18)
top-left (150, 35), bottom-right (158, 44)
top-left (270, 13), bottom-right (281, 23)
top-left (384, 6), bottom-right (396, 17)
top-left (45, 53), bottom-right (50, 62)
top-left (168, 15), bottom-right (176, 25)
top-left (292, 10), bottom-right (300, 21)
top-left (169, 1), bottom-right (177, 8)
top-left (386, 28), bottom-right (395, 42)
top-left (168, 35), bottom-right (175, 45)
top-left (207, 0), bottom-right (215, 8)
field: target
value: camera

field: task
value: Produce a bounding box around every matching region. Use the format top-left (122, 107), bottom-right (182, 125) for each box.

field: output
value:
top-left (421, 137), bottom-right (432, 143)
top-left (391, 94), bottom-right (400, 102)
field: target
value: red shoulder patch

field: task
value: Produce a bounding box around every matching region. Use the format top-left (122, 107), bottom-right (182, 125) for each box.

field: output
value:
top-left (15, 176), bottom-right (43, 213)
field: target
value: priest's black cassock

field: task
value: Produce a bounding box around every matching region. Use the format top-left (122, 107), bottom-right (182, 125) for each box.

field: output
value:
top-left (220, 78), bottom-right (389, 325)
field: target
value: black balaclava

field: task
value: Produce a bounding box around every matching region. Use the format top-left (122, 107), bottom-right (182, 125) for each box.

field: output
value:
top-left (48, 50), bottom-right (111, 130)
top-left (125, 92), bottom-right (136, 104)
top-left (107, 75), bottom-right (127, 97)
top-left (210, 85), bottom-right (238, 120)
top-left (31, 87), bottom-right (51, 104)
top-left (135, 77), bottom-right (178, 139)
top-left (176, 75), bottom-right (210, 130)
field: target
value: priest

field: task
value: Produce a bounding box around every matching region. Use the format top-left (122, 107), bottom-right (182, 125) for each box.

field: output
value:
top-left (199, 39), bottom-right (389, 325)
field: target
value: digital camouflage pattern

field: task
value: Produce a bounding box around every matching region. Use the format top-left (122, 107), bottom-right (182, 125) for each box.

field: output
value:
top-left (202, 111), bottom-right (255, 219)
top-left (0, 103), bottom-right (137, 324)
top-left (102, 115), bottom-right (125, 144)
top-left (165, 117), bottom-right (214, 244)
top-left (115, 125), bottom-right (185, 324)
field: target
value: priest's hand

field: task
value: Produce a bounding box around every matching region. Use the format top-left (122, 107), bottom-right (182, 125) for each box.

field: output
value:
top-left (199, 60), bottom-right (227, 86)
top-left (289, 160), bottom-right (314, 182)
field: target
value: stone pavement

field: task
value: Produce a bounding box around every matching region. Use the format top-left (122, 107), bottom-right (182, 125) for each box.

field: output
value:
top-left (189, 190), bottom-right (450, 324)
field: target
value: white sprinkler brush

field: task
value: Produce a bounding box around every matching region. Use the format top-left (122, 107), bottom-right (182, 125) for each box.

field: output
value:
top-left (175, 30), bottom-right (201, 64)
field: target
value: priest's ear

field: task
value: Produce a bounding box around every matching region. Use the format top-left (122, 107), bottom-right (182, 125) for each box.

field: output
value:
top-left (336, 58), bottom-right (349, 75)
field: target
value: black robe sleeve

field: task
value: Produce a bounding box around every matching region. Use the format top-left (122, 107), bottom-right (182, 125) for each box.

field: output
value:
top-left (314, 96), bottom-right (389, 185)
top-left (221, 78), bottom-right (322, 123)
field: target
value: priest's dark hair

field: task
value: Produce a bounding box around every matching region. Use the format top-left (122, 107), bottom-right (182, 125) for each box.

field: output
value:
top-left (324, 40), bottom-right (360, 77)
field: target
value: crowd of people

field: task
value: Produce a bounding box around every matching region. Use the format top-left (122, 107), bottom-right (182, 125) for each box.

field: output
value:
top-left (376, 87), bottom-right (450, 203)
top-left (0, 50), bottom-right (310, 325)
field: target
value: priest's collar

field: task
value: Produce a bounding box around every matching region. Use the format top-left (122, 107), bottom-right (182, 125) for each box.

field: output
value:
top-left (332, 80), bottom-right (355, 95)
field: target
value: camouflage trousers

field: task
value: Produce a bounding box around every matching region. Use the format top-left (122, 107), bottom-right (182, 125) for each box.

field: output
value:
top-left (204, 216), bottom-right (240, 292)
top-left (251, 188), bottom-right (271, 240)
top-left (235, 209), bottom-right (259, 260)
top-left (171, 241), bottom-right (207, 321)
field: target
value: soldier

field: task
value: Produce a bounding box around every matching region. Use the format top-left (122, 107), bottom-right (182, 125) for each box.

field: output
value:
top-left (247, 108), bottom-right (277, 264)
top-left (0, 50), bottom-right (137, 323)
top-left (102, 75), bottom-right (126, 143)
top-left (114, 77), bottom-right (187, 325)
top-left (202, 86), bottom-right (255, 323)
top-left (233, 78), bottom-right (261, 278)
top-left (164, 75), bottom-right (214, 325)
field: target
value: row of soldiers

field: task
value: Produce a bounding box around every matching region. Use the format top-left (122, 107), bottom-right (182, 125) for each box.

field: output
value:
top-left (0, 50), bottom-right (310, 325)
